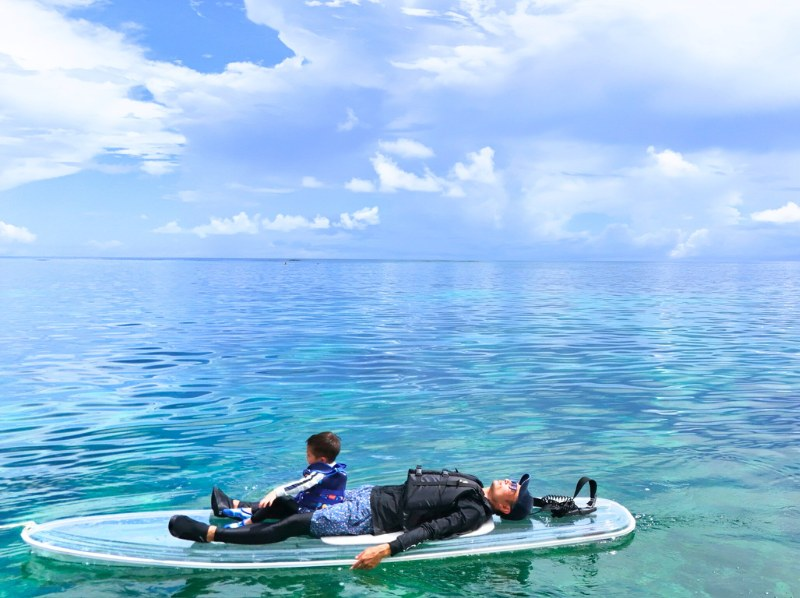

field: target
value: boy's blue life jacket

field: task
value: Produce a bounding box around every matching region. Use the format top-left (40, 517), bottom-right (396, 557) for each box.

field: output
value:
top-left (296, 462), bottom-right (347, 510)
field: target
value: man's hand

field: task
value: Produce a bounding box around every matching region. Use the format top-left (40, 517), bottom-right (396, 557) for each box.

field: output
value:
top-left (258, 490), bottom-right (278, 508)
top-left (351, 543), bottom-right (391, 570)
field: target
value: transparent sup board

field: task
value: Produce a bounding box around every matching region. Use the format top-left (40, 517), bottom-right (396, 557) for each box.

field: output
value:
top-left (21, 498), bottom-right (635, 570)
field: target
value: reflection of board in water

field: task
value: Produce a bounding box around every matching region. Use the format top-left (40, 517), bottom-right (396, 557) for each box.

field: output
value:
top-left (21, 498), bottom-right (635, 570)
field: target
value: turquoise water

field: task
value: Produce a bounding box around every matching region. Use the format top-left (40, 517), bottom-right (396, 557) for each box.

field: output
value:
top-left (0, 259), bottom-right (797, 597)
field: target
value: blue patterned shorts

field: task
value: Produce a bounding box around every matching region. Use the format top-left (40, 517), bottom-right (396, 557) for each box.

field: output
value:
top-left (309, 485), bottom-right (374, 537)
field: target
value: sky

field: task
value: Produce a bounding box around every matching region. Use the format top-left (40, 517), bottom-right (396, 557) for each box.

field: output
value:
top-left (1, 0), bottom-right (800, 260)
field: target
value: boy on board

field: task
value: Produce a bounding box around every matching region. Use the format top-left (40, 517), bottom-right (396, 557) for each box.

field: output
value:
top-left (170, 467), bottom-right (533, 570)
top-left (212, 431), bottom-right (347, 528)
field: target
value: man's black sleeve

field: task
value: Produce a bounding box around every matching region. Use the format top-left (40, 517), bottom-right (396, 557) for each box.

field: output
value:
top-left (387, 495), bottom-right (488, 556)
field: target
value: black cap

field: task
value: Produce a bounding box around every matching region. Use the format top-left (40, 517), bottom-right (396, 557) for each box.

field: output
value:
top-left (500, 473), bottom-right (533, 520)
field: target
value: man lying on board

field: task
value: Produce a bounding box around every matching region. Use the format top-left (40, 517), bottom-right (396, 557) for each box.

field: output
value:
top-left (169, 466), bottom-right (533, 570)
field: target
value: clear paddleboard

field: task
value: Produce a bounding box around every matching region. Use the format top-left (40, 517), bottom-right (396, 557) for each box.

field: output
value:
top-left (21, 498), bottom-right (635, 570)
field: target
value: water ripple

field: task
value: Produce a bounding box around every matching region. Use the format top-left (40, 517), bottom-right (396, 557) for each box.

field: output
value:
top-left (1, 260), bottom-right (799, 595)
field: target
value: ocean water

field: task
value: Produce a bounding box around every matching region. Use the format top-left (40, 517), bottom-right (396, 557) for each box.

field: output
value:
top-left (0, 258), bottom-right (797, 597)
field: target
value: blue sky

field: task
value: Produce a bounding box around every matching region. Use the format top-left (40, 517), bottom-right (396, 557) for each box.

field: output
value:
top-left (1, 0), bottom-right (800, 260)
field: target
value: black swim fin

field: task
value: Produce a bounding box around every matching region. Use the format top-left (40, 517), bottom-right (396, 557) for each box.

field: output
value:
top-left (211, 486), bottom-right (234, 517)
top-left (169, 515), bottom-right (210, 543)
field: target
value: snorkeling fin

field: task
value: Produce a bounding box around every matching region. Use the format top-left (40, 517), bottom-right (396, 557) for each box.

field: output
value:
top-left (211, 486), bottom-right (234, 517)
top-left (168, 515), bottom-right (210, 543)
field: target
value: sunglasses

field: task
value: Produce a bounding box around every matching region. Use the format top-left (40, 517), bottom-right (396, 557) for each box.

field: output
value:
top-left (509, 480), bottom-right (519, 493)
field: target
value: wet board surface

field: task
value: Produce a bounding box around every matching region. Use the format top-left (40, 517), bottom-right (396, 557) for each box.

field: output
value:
top-left (21, 498), bottom-right (635, 570)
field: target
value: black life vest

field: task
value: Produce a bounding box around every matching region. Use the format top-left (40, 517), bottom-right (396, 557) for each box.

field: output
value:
top-left (401, 466), bottom-right (491, 530)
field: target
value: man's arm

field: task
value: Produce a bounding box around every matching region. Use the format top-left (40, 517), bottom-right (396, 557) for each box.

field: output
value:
top-left (386, 496), bottom-right (487, 558)
top-left (351, 543), bottom-right (391, 570)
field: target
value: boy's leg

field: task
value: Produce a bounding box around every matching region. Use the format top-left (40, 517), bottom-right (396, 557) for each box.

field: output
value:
top-left (211, 486), bottom-right (261, 517)
top-left (250, 496), bottom-right (300, 523)
top-left (211, 487), bottom-right (241, 516)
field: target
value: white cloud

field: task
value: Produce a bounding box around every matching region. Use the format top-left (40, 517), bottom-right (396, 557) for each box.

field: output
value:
top-left (0, 1), bottom-right (136, 72)
top-left (302, 176), bottom-right (324, 188)
top-left (153, 221), bottom-right (183, 234)
top-left (39, 1), bottom-right (96, 8)
top-left (337, 108), bottom-right (359, 131)
top-left (0, 0), bottom-right (186, 190)
top-left (141, 160), bottom-right (177, 176)
top-left (228, 183), bottom-right (294, 194)
top-left (5, 0), bottom-right (800, 259)
top-left (263, 208), bottom-right (379, 231)
top-left (346, 144), bottom-right (501, 200)
top-left (392, 45), bottom-right (508, 86)
top-left (6, 0), bottom-right (798, 195)
top-left (191, 212), bottom-right (261, 238)
top-left (0, 220), bottom-right (36, 243)
top-left (345, 178), bottom-right (376, 192)
top-left (306, 0), bottom-right (360, 7)
top-left (154, 207), bottom-right (379, 237)
top-left (384, 0), bottom-right (800, 111)
top-left (710, 192), bottom-right (743, 226)
top-left (371, 153), bottom-right (443, 193)
top-left (453, 146), bottom-right (496, 183)
top-left (751, 201), bottom-right (800, 224)
top-left (175, 190), bottom-right (199, 203)
top-left (347, 144), bottom-right (503, 200)
top-left (401, 8), bottom-right (437, 18)
top-left (378, 139), bottom-right (435, 159)
top-left (647, 146), bottom-right (699, 177)
top-left (0, 157), bottom-right (80, 192)
top-left (508, 138), bottom-right (766, 253)
top-left (263, 214), bottom-right (331, 231)
top-left (445, 185), bottom-right (466, 198)
top-left (337, 206), bottom-right (379, 229)
top-left (670, 228), bottom-right (710, 258)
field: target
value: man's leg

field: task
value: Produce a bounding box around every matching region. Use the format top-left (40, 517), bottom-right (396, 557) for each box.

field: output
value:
top-left (169, 512), bottom-right (313, 545)
top-left (214, 512), bottom-right (312, 545)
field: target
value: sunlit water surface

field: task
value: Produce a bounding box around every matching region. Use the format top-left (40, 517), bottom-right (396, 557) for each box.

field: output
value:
top-left (0, 259), bottom-right (797, 597)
